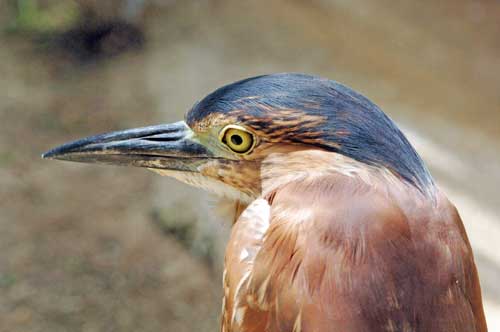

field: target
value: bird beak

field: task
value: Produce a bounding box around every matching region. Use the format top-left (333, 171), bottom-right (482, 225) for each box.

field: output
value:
top-left (42, 121), bottom-right (213, 172)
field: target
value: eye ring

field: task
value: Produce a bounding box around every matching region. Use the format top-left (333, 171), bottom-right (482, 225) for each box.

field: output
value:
top-left (218, 125), bottom-right (256, 154)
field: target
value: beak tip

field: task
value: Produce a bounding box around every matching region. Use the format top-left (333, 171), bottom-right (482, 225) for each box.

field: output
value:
top-left (41, 150), bottom-right (54, 160)
top-left (42, 138), bottom-right (88, 161)
top-left (41, 152), bottom-right (54, 160)
top-left (42, 145), bottom-right (67, 160)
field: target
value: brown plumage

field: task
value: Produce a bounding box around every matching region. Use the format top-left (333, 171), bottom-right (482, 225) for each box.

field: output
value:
top-left (43, 73), bottom-right (487, 332)
top-left (223, 150), bottom-right (486, 332)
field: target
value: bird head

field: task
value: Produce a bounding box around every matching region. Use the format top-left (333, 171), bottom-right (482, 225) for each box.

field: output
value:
top-left (43, 73), bottom-right (433, 201)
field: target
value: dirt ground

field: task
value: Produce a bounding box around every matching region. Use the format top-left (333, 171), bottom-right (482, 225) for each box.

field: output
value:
top-left (1, 1), bottom-right (499, 331)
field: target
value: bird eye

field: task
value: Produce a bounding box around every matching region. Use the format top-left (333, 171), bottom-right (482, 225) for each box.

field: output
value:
top-left (219, 125), bottom-right (255, 154)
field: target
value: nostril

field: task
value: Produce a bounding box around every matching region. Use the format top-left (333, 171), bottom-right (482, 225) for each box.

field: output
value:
top-left (141, 133), bottom-right (184, 142)
top-left (142, 137), bottom-right (173, 142)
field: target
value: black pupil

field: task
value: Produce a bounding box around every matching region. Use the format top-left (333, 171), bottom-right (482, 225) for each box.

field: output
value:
top-left (230, 134), bottom-right (243, 146)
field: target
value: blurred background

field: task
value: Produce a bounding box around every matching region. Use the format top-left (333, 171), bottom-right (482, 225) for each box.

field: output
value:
top-left (0, 0), bottom-right (499, 331)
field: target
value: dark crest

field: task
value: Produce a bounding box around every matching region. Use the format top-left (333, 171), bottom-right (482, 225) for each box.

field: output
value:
top-left (187, 73), bottom-right (434, 193)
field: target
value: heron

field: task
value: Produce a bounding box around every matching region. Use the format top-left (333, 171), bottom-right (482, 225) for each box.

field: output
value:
top-left (43, 73), bottom-right (487, 332)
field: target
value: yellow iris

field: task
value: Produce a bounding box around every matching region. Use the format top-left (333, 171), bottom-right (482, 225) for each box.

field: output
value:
top-left (221, 126), bottom-right (255, 154)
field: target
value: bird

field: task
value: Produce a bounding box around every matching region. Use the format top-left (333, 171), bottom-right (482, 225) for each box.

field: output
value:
top-left (43, 73), bottom-right (487, 332)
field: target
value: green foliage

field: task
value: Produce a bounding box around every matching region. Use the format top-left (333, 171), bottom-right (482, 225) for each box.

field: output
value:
top-left (8, 0), bottom-right (80, 33)
top-left (0, 273), bottom-right (16, 288)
